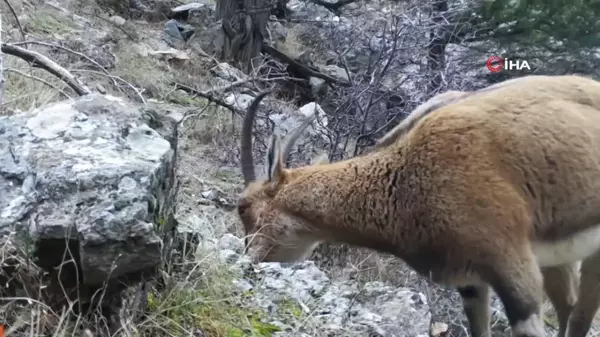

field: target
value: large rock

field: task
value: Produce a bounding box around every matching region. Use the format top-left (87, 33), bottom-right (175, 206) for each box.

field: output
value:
top-left (0, 94), bottom-right (178, 294)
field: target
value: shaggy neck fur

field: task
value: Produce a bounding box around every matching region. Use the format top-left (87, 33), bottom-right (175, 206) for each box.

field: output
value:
top-left (273, 148), bottom-right (415, 257)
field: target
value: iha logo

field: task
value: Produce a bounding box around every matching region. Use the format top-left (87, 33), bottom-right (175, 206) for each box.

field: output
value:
top-left (486, 56), bottom-right (531, 72)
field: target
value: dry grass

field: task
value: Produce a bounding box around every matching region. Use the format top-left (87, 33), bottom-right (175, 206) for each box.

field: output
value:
top-left (0, 232), bottom-right (298, 337)
top-left (24, 7), bottom-right (78, 38)
top-left (1, 55), bottom-right (70, 113)
top-left (112, 44), bottom-right (171, 99)
top-left (137, 245), bottom-right (283, 337)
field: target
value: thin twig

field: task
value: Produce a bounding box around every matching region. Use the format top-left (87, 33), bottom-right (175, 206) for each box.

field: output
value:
top-left (11, 40), bottom-right (118, 86)
top-left (2, 0), bottom-right (26, 41)
top-left (262, 43), bottom-right (352, 87)
top-left (1, 43), bottom-right (91, 96)
top-left (70, 69), bottom-right (146, 104)
top-left (5, 68), bottom-right (72, 99)
top-left (172, 81), bottom-right (238, 113)
top-left (206, 76), bottom-right (300, 95)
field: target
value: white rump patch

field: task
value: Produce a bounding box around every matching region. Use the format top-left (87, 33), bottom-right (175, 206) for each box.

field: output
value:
top-left (532, 225), bottom-right (600, 267)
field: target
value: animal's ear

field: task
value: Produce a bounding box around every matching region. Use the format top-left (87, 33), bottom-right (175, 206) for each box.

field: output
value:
top-left (266, 134), bottom-right (286, 183)
top-left (310, 152), bottom-right (329, 165)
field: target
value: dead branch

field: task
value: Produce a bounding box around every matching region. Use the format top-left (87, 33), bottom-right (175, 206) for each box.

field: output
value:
top-left (206, 76), bottom-right (301, 95)
top-left (261, 43), bottom-right (351, 87)
top-left (2, 0), bottom-right (26, 41)
top-left (5, 68), bottom-right (72, 99)
top-left (171, 81), bottom-right (238, 113)
top-left (1, 43), bottom-right (92, 96)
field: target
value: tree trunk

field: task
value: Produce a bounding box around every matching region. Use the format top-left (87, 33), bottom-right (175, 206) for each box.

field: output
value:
top-left (217, 0), bottom-right (271, 73)
top-left (427, 0), bottom-right (449, 95)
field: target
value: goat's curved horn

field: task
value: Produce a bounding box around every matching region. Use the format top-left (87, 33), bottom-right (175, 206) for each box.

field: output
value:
top-left (281, 113), bottom-right (318, 162)
top-left (241, 90), bottom-right (272, 185)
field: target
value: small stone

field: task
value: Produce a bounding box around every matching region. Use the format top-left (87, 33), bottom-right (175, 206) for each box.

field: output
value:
top-left (164, 19), bottom-right (184, 41)
top-left (430, 322), bottom-right (449, 337)
top-left (201, 190), bottom-right (216, 199)
top-left (109, 15), bottom-right (126, 26)
top-left (96, 84), bottom-right (107, 94)
top-left (171, 2), bottom-right (205, 13)
top-left (218, 233), bottom-right (244, 253)
top-left (219, 249), bottom-right (239, 263)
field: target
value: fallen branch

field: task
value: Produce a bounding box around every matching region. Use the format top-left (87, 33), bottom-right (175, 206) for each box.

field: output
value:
top-left (206, 76), bottom-right (302, 95)
top-left (261, 43), bottom-right (351, 87)
top-left (1, 43), bottom-right (91, 96)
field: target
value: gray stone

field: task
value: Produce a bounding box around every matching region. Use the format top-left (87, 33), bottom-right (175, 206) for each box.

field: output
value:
top-left (218, 233), bottom-right (244, 253)
top-left (224, 93), bottom-right (255, 111)
top-left (0, 94), bottom-right (177, 289)
top-left (201, 189), bottom-right (216, 199)
top-left (211, 62), bottom-right (247, 82)
top-left (286, 0), bottom-right (334, 21)
top-left (108, 15), bottom-right (126, 26)
top-left (171, 2), bottom-right (206, 13)
top-left (316, 64), bottom-right (350, 82)
top-left (309, 76), bottom-right (326, 97)
top-left (164, 19), bottom-right (186, 48)
top-left (171, 1), bottom-right (216, 27)
top-left (268, 21), bottom-right (288, 44)
top-left (164, 19), bottom-right (184, 40)
top-left (219, 249), bottom-right (239, 264)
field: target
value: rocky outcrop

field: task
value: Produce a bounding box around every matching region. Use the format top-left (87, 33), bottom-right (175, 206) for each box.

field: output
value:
top-left (0, 94), bottom-right (179, 303)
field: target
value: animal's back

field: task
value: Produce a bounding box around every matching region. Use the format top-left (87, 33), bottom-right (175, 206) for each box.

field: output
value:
top-left (399, 75), bottom-right (600, 266)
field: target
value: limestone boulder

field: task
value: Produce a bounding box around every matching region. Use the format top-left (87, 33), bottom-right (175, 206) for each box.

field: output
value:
top-left (0, 94), bottom-right (179, 292)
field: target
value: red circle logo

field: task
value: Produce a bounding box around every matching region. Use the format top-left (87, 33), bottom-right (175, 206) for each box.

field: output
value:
top-left (486, 56), bottom-right (503, 73)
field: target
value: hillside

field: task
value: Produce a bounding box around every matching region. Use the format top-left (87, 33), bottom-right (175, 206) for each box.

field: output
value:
top-left (1, 0), bottom-right (599, 336)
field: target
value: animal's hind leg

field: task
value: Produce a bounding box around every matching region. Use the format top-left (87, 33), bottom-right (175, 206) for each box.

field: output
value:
top-left (483, 249), bottom-right (545, 337)
top-left (566, 251), bottom-right (600, 337)
top-left (458, 284), bottom-right (491, 337)
top-left (542, 263), bottom-right (579, 337)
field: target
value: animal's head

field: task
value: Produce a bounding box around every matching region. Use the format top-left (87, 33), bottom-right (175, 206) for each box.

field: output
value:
top-left (238, 91), bottom-right (329, 264)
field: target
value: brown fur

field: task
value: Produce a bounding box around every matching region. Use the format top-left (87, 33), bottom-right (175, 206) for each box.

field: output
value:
top-left (373, 90), bottom-right (471, 150)
top-left (237, 75), bottom-right (600, 337)
top-left (373, 76), bottom-right (542, 152)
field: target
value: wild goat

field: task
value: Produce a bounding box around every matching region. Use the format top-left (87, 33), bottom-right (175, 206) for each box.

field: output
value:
top-left (237, 75), bottom-right (600, 337)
